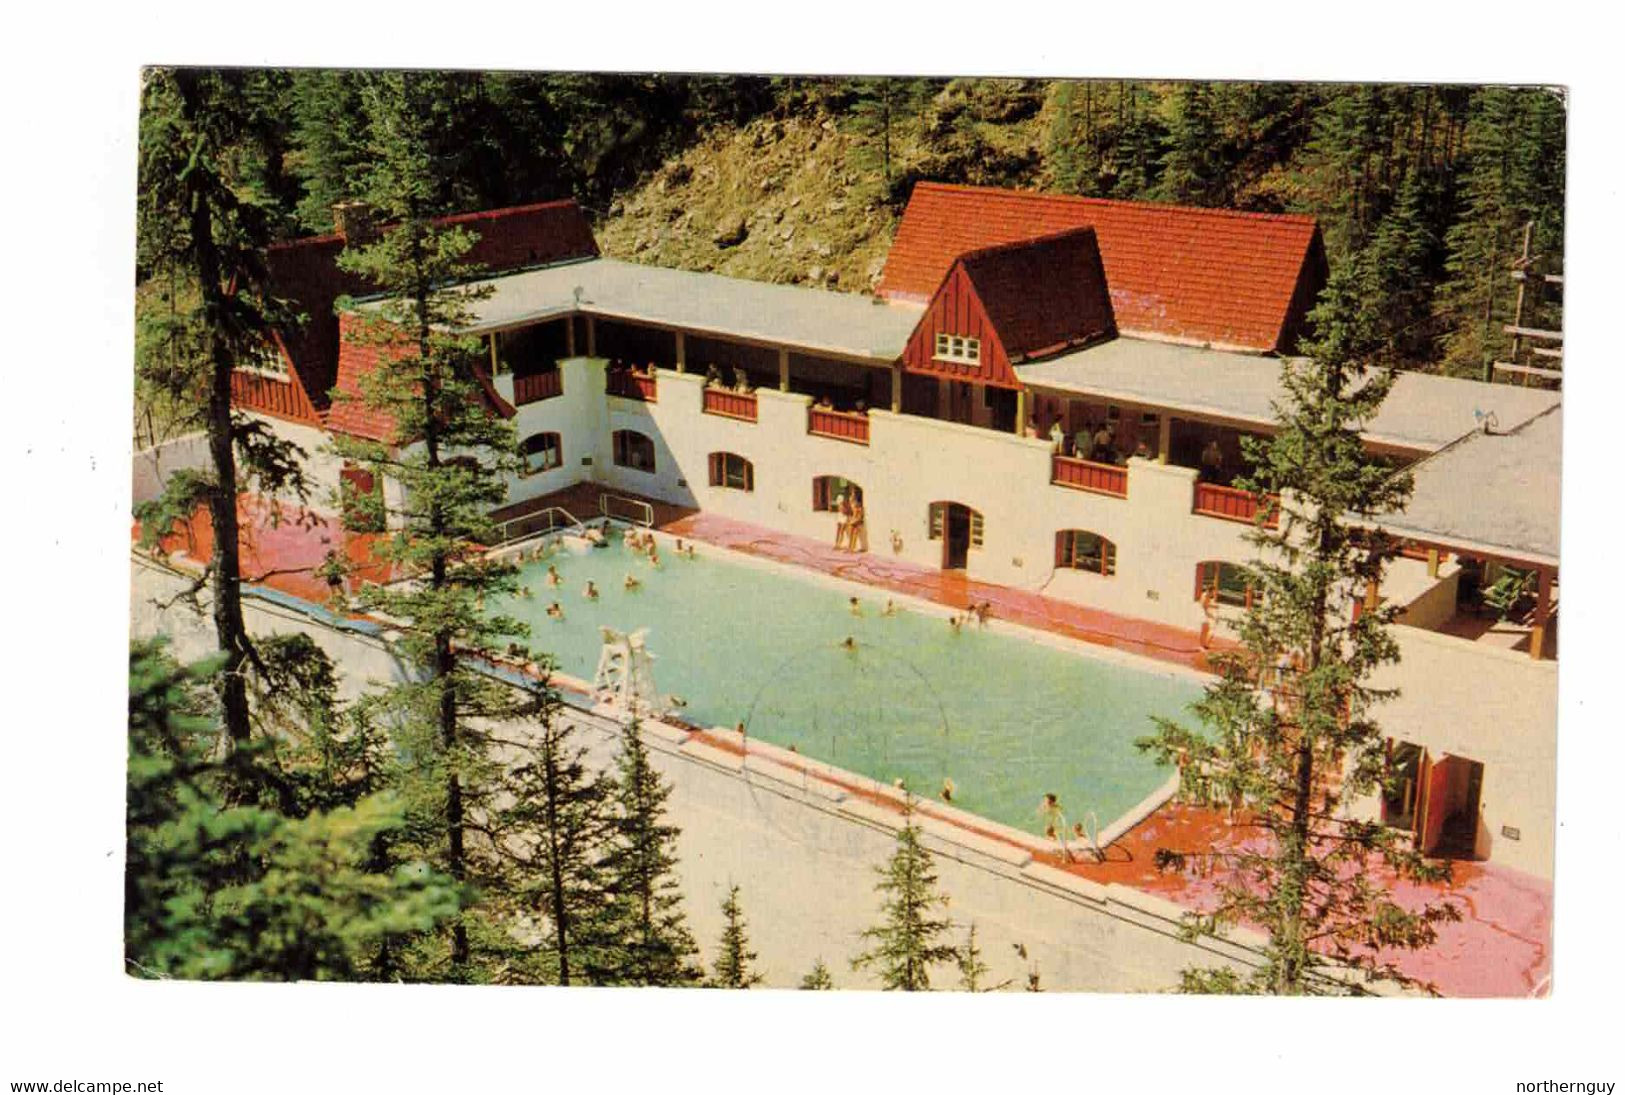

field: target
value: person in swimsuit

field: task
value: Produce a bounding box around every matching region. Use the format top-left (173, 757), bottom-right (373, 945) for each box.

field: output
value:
top-left (847, 497), bottom-right (869, 552)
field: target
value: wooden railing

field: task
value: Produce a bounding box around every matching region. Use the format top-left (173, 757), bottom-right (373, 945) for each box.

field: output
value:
top-left (513, 370), bottom-right (562, 405)
top-left (1193, 482), bottom-right (1279, 528)
top-left (607, 371), bottom-right (657, 402)
top-left (807, 407), bottom-right (870, 445)
top-left (1051, 453), bottom-right (1127, 498)
top-left (702, 386), bottom-right (758, 422)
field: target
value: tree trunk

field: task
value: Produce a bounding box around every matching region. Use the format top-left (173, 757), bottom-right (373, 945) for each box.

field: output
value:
top-left (178, 74), bottom-right (253, 757)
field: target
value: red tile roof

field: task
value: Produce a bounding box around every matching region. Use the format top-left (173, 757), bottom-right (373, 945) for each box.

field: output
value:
top-left (956, 227), bottom-right (1115, 362)
top-left (265, 200), bottom-right (598, 413)
top-left (327, 313), bottom-right (515, 444)
top-left (878, 182), bottom-right (1326, 353)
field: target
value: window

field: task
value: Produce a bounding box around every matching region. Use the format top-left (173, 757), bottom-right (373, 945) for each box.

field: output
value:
top-left (239, 340), bottom-right (288, 378)
top-left (813, 476), bottom-right (862, 512)
top-left (708, 452), bottom-right (754, 492)
top-left (612, 430), bottom-right (656, 473)
top-left (1382, 741), bottom-right (1424, 831)
top-left (521, 432), bottom-right (563, 476)
top-left (1196, 561), bottom-right (1255, 608)
top-left (932, 332), bottom-right (981, 365)
top-left (1056, 530), bottom-right (1117, 576)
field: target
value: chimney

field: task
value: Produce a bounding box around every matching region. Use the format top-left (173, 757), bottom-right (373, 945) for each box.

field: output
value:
top-left (331, 201), bottom-right (375, 242)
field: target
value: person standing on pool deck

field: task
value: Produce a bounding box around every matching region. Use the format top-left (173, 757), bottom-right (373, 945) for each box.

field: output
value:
top-left (848, 496), bottom-right (869, 553)
top-left (1039, 793), bottom-right (1074, 862)
top-left (834, 493), bottom-right (852, 551)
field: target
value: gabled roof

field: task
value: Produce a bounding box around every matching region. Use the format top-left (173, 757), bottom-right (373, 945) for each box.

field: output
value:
top-left (878, 182), bottom-right (1326, 353)
top-left (264, 200), bottom-right (599, 412)
top-left (955, 227), bottom-right (1115, 362)
top-left (327, 312), bottom-right (515, 445)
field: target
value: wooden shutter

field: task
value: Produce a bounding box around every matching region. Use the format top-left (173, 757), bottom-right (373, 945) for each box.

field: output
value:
top-left (708, 452), bottom-right (722, 486)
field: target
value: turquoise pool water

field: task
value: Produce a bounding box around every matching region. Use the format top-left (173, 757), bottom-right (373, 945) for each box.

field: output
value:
top-left (494, 530), bottom-right (1201, 836)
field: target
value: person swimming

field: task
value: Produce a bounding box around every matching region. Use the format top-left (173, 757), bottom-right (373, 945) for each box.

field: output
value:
top-left (881, 598), bottom-right (898, 617)
top-left (940, 777), bottom-right (956, 803)
top-left (546, 602), bottom-right (564, 620)
top-left (848, 596), bottom-right (863, 617)
top-left (648, 544), bottom-right (661, 566)
top-left (519, 586), bottom-right (534, 599)
top-left (624, 573), bottom-right (641, 592)
top-left (583, 580), bottom-right (599, 600)
top-left (948, 614), bottom-right (963, 633)
top-left (839, 635), bottom-right (857, 652)
top-left (545, 565), bottom-right (562, 588)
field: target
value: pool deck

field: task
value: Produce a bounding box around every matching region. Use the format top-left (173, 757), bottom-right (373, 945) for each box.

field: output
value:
top-left (134, 487), bottom-right (1554, 998)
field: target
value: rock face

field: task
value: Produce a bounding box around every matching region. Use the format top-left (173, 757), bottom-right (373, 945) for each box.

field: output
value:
top-left (712, 214), bottom-right (749, 248)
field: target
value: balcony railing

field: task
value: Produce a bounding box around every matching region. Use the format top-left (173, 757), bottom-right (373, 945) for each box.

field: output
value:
top-left (1193, 481), bottom-right (1279, 528)
top-left (512, 370), bottom-right (563, 405)
top-left (607, 370), bottom-right (657, 402)
top-left (1051, 453), bottom-right (1127, 498)
top-left (702, 386), bottom-right (758, 422)
top-left (808, 407), bottom-right (870, 445)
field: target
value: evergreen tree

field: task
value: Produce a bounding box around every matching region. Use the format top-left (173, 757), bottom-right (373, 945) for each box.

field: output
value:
top-left (708, 884), bottom-right (764, 989)
top-left (1137, 265), bottom-right (1461, 995)
top-left (498, 694), bottom-right (618, 986)
top-left (592, 720), bottom-right (703, 986)
top-left (1434, 87), bottom-right (1566, 377)
top-left (329, 69), bottom-right (535, 977)
top-left (126, 639), bottom-right (460, 981)
top-left (955, 923), bottom-right (990, 992)
top-left (135, 67), bottom-right (312, 761)
top-left (1157, 83), bottom-right (1229, 207)
top-left (1109, 82), bottom-right (1162, 200)
top-left (799, 958), bottom-right (835, 990)
top-left (851, 802), bottom-right (959, 991)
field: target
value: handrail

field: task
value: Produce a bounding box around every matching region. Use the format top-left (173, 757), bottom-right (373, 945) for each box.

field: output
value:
top-left (1193, 481), bottom-right (1279, 528)
top-left (702, 386), bottom-right (759, 422)
top-left (492, 505), bottom-right (586, 545)
top-left (607, 370), bottom-right (658, 402)
top-left (1051, 453), bottom-right (1127, 498)
top-left (513, 370), bottom-right (563, 405)
top-left (599, 493), bottom-right (655, 528)
top-left (808, 406), bottom-right (870, 445)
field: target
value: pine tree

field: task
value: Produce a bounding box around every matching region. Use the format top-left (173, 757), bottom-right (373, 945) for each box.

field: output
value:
top-left (126, 639), bottom-right (461, 981)
top-left (1157, 83), bottom-right (1229, 207)
top-left (955, 923), bottom-right (990, 991)
top-left (799, 958), bottom-right (836, 990)
top-left (851, 802), bottom-right (959, 991)
top-left (592, 720), bottom-right (703, 986)
top-left (329, 70), bottom-right (535, 977)
top-left (498, 694), bottom-right (618, 986)
top-left (708, 884), bottom-right (764, 989)
top-left (1137, 264), bottom-right (1461, 995)
top-left (135, 68), bottom-right (312, 762)
top-left (1434, 87), bottom-right (1567, 377)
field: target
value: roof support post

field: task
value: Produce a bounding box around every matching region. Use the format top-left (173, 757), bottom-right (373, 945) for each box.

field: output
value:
top-left (674, 330), bottom-right (686, 374)
top-left (1530, 566), bottom-right (1553, 661)
top-left (890, 363), bottom-right (902, 413)
top-left (565, 316), bottom-right (576, 357)
top-left (488, 332), bottom-right (500, 375)
top-left (1427, 548), bottom-right (1441, 578)
top-left (1014, 386), bottom-right (1027, 436)
top-left (1158, 413), bottom-right (1172, 464)
top-left (585, 315), bottom-right (596, 358)
top-left (778, 347), bottom-right (790, 392)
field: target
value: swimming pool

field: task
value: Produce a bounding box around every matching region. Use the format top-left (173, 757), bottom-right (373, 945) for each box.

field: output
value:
top-left (493, 529), bottom-right (1202, 838)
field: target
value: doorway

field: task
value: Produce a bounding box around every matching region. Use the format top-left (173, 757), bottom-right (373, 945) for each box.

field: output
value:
top-left (930, 501), bottom-right (978, 570)
top-left (1418, 753), bottom-right (1485, 860)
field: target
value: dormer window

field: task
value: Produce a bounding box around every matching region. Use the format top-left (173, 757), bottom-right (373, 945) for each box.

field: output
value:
top-left (933, 333), bottom-right (981, 365)
top-left (238, 341), bottom-right (288, 378)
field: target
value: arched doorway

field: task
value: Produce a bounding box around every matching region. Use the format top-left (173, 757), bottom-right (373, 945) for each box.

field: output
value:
top-left (928, 501), bottom-right (982, 571)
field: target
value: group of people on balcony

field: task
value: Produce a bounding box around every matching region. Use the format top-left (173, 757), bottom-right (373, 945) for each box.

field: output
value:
top-left (1027, 415), bottom-right (1151, 466)
top-left (812, 393), bottom-right (868, 416)
top-left (702, 364), bottom-right (754, 393)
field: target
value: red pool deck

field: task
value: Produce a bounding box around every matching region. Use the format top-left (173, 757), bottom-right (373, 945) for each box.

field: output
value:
top-left (661, 512), bottom-right (1234, 672)
top-left (133, 494), bottom-right (393, 604)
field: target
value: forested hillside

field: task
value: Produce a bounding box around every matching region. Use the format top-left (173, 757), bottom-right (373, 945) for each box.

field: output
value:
top-left (146, 72), bottom-right (1567, 379)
